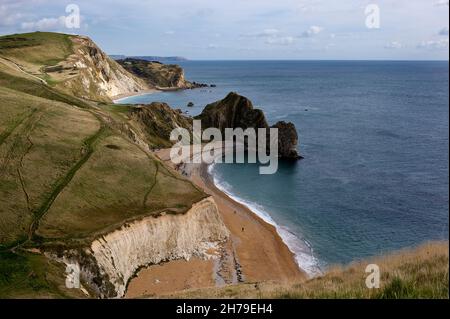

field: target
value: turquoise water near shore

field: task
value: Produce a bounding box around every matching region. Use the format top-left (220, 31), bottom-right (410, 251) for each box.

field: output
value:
top-left (118, 61), bottom-right (449, 273)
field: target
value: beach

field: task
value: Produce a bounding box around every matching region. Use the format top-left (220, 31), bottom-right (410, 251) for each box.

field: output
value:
top-left (112, 88), bottom-right (160, 103)
top-left (125, 148), bottom-right (305, 298)
top-left (192, 162), bottom-right (306, 282)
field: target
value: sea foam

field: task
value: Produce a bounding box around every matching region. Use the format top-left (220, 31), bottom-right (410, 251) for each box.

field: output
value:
top-left (208, 164), bottom-right (322, 277)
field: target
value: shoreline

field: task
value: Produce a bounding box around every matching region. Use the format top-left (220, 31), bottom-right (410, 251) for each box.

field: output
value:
top-left (168, 150), bottom-right (304, 273)
top-left (191, 161), bottom-right (306, 281)
top-left (112, 88), bottom-right (160, 103)
top-left (206, 163), bottom-right (322, 277)
top-left (126, 149), bottom-right (306, 297)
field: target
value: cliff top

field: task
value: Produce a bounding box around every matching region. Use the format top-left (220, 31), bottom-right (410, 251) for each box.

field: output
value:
top-left (0, 32), bottom-right (207, 297)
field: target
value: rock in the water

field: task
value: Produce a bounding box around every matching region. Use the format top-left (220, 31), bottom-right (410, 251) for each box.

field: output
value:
top-left (196, 92), bottom-right (268, 132)
top-left (196, 92), bottom-right (301, 159)
top-left (187, 101), bottom-right (194, 107)
top-left (271, 121), bottom-right (302, 159)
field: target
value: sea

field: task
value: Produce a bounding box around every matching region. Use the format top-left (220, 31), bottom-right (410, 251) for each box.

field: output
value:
top-left (117, 60), bottom-right (449, 276)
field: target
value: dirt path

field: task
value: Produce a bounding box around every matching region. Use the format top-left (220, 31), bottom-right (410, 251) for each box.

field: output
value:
top-left (7, 123), bottom-right (106, 251)
top-left (0, 56), bottom-right (47, 85)
top-left (26, 125), bottom-right (106, 242)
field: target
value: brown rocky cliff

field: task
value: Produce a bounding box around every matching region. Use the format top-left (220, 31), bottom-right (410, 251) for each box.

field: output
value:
top-left (196, 92), bottom-right (301, 159)
top-left (117, 58), bottom-right (208, 89)
top-left (129, 102), bottom-right (193, 148)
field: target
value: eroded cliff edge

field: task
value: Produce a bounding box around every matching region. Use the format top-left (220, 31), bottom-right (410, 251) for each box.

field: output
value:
top-left (53, 197), bottom-right (229, 298)
top-left (117, 58), bottom-right (209, 90)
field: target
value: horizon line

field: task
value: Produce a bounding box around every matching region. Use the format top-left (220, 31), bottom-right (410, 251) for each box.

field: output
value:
top-left (110, 57), bottom-right (450, 62)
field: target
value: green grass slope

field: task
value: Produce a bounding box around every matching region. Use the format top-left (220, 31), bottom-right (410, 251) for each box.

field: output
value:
top-left (0, 46), bottom-right (205, 297)
top-left (0, 32), bottom-right (73, 66)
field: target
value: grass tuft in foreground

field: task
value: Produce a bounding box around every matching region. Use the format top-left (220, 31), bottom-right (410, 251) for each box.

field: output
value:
top-left (167, 241), bottom-right (449, 299)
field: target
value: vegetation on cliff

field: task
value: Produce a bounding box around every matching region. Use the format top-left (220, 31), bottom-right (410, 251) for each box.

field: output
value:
top-left (0, 32), bottom-right (148, 102)
top-left (0, 32), bottom-right (446, 299)
top-left (0, 33), bottom-right (208, 298)
top-left (117, 58), bottom-right (208, 89)
top-left (166, 241), bottom-right (449, 299)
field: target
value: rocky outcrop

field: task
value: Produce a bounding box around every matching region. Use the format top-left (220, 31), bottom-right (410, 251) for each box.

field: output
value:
top-left (117, 58), bottom-right (208, 89)
top-left (130, 102), bottom-right (193, 148)
top-left (196, 92), bottom-right (268, 133)
top-left (56, 197), bottom-right (229, 298)
top-left (196, 92), bottom-right (301, 159)
top-left (271, 121), bottom-right (302, 159)
top-left (53, 36), bottom-right (149, 102)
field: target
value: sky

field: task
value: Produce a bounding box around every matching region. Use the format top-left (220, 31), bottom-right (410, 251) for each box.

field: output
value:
top-left (0, 0), bottom-right (449, 60)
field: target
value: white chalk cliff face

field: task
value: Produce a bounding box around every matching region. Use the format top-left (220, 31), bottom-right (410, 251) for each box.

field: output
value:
top-left (72, 197), bottom-right (229, 298)
top-left (56, 36), bottom-right (149, 101)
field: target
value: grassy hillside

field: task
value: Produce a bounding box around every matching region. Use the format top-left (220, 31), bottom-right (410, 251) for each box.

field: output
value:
top-left (0, 73), bottom-right (205, 247)
top-left (167, 241), bottom-right (449, 299)
top-left (0, 38), bottom-right (206, 297)
top-left (0, 32), bottom-right (148, 102)
top-left (0, 32), bottom-right (73, 66)
top-left (0, 250), bottom-right (87, 298)
top-left (1, 32), bottom-right (447, 299)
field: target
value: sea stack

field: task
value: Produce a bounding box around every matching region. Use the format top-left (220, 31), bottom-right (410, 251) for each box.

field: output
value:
top-left (196, 92), bottom-right (302, 159)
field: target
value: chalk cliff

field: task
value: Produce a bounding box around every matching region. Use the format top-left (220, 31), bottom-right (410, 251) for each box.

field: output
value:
top-left (57, 197), bottom-right (229, 298)
top-left (52, 36), bottom-right (149, 101)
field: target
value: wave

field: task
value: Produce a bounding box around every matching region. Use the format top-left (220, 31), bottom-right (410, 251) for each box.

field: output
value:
top-left (208, 164), bottom-right (322, 278)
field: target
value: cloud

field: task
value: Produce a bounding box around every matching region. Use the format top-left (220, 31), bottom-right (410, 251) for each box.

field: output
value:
top-left (384, 41), bottom-right (403, 49)
top-left (21, 16), bottom-right (66, 31)
top-left (265, 36), bottom-right (294, 45)
top-left (240, 28), bottom-right (295, 45)
top-left (434, 0), bottom-right (449, 6)
top-left (0, 4), bottom-right (23, 26)
top-left (259, 28), bottom-right (280, 37)
top-left (164, 30), bottom-right (175, 35)
top-left (298, 25), bottom-right (323, 38)
top-left (439, 27), bottom-right (449, 36)
top-left (417, 38), bottom-right (449, 50)
top-left (295, 0), bottom-right (321, 13)
top-left (241, 28), bottom-right (280, 38)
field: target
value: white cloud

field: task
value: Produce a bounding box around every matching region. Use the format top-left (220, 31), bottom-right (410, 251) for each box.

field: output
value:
top-left (417, 38), bottom-right (449, 50)
top-left (164, 30), bottom-right (175, 35)
top-left (434, 0), bottom-right (449, 6)
top-left (265, 36), bottom-right (294, 45)
top-left (384, 41), bottom-right (403, 49)
top-left (260, 28), bottom-right (279, 37)
top-left (295, 0), bottom-right (321, 13)
top-left (0, 4), bottom-right (23, 26)
top-left (241, 28), bottom-right (280, 38)
top-left (299, 25), bottom-right (323, 38)
top-left (241, 28), bottom-right (294, 45)
top-left (21, 16), bottom-right (66, 31)
top-left (439, 27), bottom-right (449, 36)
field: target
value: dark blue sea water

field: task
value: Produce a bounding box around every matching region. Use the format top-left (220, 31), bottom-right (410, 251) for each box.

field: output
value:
top-left (118, 61), bottom-right (449, 274)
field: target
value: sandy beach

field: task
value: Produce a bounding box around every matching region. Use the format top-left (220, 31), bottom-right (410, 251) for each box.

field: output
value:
top-left (126, 258), bottom-right (215, 298)
top-left (125, 148), bottom-right (305, 298)
top-left (112, 88), bottom-right (160, 103)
